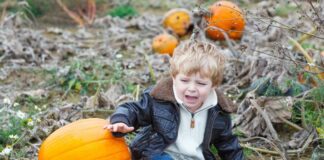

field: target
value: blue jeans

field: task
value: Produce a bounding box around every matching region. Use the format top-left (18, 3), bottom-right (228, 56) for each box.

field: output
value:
top-left (151, 152), bottom-right (173, 160)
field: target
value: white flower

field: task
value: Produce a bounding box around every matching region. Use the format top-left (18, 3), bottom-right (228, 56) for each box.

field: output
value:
top-left (3, 98), bottom-right (11, 105)
top-left (0, 146), bottom-right (12, 156)
top-left (34, 105), bottom-right (42, 111)
top-left (16, 111), bottom-right (26, 119)
top-left (9, 135), bottom-right (18, 139)
top-left (308, 63), bottom-right (315, 67)
top-left (13, 103), bottom-right (19, 107)
top-left (27, 119), bottom-right (34, 126)
top-left (116, 54), bottom-right (123, 59)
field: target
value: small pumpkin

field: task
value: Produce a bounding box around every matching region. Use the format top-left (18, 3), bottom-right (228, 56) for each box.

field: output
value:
top-left (162, 8), bottom-right (192, 37)
top-left (38, 118), bottom-right (131, 160)
top-left (205, 1), bottom-right (245, 40)
top-left (152, 33), bottom-right (179, 56)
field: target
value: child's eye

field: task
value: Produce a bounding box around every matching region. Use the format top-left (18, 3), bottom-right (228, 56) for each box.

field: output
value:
top-left (180, 79), bottom-right (189, 82)
top-left (197, 82), bottom-right (206, 85)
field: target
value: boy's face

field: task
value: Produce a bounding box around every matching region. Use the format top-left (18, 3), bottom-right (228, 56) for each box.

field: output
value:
top-left (173, 72), bottom-right (214, 112)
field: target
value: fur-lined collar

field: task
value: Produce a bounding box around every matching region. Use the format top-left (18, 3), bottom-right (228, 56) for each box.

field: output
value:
top-left (149, 77), bottom-right (237, 113)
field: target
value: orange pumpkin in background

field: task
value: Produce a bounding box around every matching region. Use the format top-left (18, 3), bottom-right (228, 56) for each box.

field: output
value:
top-left (205, 1), bottom-right (245, 40)
top-left (152, 33), bottom-right (179, 56)
top-left (38, 118), bottom-right (131, 160)
top-left (162, 8), bottom-right (192, 37)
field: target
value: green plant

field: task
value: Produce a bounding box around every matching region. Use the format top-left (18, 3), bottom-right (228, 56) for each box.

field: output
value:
top-left (284, 79), bottom-right (304, 96)
top-left (58, 59), bottom-right (105, 97)
top-left (124, 82), bottom-right (137, 94)
top-left (108, 5), bottom-right (138, 18)
top-left (56, 59), bottom-right (135, 98)
top-left (1, 0), bottom-right (50, 23)
top-left (275, 3), bottom-right (298, 17)
top-left (210, 144), bottom-right (218, 155)
top-left (14, 95), bottom-right (49, 115)
top-left (292, 85), bottom-right (324, 128)
top-left (25, 0), bottom-right (50, 17)
top-left (0, 101), bottom-right (36, 158)
top-left (243, 148), bottom-right (253, 157)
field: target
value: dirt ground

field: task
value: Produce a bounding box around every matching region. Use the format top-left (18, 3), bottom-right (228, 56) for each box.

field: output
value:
top-left (0, 0), bottom-right (323, 159)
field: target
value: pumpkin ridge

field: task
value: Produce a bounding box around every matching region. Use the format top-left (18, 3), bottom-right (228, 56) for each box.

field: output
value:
top-left (48, 137), bottom-right (126, 160)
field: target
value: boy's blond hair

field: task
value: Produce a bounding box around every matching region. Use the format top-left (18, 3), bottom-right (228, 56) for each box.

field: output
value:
top-left (170, 40), bottom-right (225, 86)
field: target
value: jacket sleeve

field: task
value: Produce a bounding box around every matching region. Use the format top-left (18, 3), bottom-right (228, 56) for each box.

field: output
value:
top-left (213, 113), bottom-right (244, 160)
top-left (109, 88), bottom-right (153, 137)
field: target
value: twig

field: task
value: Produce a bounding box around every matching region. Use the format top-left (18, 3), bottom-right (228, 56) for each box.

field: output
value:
top-left (297, 27), bottom-right (317, 44)
top-left (56, 0), bottom-right (85, 27)
top-left (250, 100), bottom-right (280, 141)
top-left (144, 53), bottom-right (156, 83)
top-left (307, 0), bottom-right (323, 25)
top-left (247, 16), bottom-right (324, 40)
top-left (204, 26), bottom-right (240, 58)
top-left (240, 133), bottom-right (314, 157)
top-left (0, 53), bottom-right (8, 63)
top-left (287, 129), bottom-right (315, 154)
top-left (300, 103), bottom-right (307, 129)
top-left (240, 136), bottom-right (286, 159)
top-left (134, 84), bottom-right (140, 101)
top-left (241, 143), bottom-right (280, 155)
top-left (251, 148), bottom-right (266, 160)
top-left (277, 116), bottom-right (303, 131)
top-left (294, 88), bottom-right (314, 98)
top-left (291, 0), bottom-right (317, 26)
top-left (0, 0), bottom-right (8, 25)
top-left (288, 36), bottom-right (313, 64)
top-left (250, 48), bottom-right (324, 70)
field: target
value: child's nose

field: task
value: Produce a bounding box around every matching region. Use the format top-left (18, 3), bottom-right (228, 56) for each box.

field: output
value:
top-left (188, 84), bottom-right (197, 92)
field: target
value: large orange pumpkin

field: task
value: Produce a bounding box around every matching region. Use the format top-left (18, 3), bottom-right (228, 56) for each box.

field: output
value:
top-left (205, 1), bottom-right (245, 40)
top-left (162, 8), bottom-right (192, 37)
top-left (38, 118), bottom-right (131, 160)
top-left (152, 33), bottom-right (179, 56)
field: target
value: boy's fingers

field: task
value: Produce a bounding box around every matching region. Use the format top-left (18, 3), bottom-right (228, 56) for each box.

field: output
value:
top-left (113, 124), bottom-right (120, 132)
top-left (126, 126), bottom-right (134, 132)
top-left (103, 125), bottom-right (110, 129)
top-left (117, 124), bottom-right (133, 133)
top-left (103, 123), bottom-right (134, 133)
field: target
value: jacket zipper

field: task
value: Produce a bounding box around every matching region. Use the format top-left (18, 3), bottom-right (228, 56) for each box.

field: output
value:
top-left (191, 113), bottom-right (195, 128)
top-left (183, 104), bottom-right (214, 129)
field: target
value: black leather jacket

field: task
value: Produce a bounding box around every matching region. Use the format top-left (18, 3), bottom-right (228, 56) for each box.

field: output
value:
top-left (110, 78), bottom-right (243, 160)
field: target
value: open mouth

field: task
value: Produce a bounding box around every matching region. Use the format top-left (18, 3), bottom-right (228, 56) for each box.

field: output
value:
top-left (185, 95), bottom-right (198, 103)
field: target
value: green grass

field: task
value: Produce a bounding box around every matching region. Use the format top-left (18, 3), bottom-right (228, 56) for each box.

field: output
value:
top-left (54, 59), bottom-right (137, 98)
top-left (108, 5), bottom-right (138, 18)
top-left (275, 3), bottom-right (298, 17)
top-left (292, 85), bottom-right (324, 129)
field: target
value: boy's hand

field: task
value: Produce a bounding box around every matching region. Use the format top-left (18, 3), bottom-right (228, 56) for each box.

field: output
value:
top-left (103, 123), bottom-right (134, 133)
